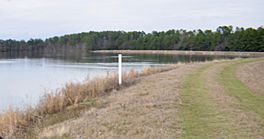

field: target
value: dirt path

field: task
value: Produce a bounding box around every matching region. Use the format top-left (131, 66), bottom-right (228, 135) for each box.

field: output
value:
top-left (38, 63), bottom-right (205, 139)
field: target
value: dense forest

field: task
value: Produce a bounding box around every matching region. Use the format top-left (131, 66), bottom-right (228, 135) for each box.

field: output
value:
top-left (0, 26), bottom-right (264, 52)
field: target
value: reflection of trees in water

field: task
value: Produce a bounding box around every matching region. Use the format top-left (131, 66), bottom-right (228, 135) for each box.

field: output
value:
top-left (0, 51), bottom-right (45, 59)
top-left (0, 50), bottom-right (238, 64)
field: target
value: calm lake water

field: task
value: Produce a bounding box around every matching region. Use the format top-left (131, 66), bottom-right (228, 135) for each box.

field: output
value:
top-left (0, 51), bottom-right (241, 111)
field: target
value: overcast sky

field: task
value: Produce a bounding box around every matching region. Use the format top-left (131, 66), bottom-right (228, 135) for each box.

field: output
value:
top-left (0, 0), bottom-right (263, 40)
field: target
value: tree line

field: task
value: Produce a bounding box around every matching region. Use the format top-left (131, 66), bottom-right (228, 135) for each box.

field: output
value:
top-left (0, 26), bottom-right (263, 52)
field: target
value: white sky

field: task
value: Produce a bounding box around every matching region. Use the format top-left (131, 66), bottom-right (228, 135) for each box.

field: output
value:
top-left (0, 0), bottom-right (263, 40)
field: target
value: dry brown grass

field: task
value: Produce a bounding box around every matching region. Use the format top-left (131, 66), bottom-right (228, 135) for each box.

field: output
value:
top-left (0, 66), bottom-right (175, 138)
top-left (236, 60), bottom-right (264, 96)
top-left (37, 62), bottom-right (200, 139)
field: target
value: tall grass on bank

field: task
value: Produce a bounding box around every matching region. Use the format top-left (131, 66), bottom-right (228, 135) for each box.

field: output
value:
top-left (0, 66), bottom-right (175, 138)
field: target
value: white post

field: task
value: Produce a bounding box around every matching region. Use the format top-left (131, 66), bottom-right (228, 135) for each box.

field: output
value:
top-left (118, 54), bottom-right (122, 85)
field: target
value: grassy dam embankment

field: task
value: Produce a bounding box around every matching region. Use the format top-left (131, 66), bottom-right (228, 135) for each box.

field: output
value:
top-left (1, 55), bottom-right (264, 139)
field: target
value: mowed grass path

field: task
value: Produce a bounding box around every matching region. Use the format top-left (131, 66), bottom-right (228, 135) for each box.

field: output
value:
top-left (180, 64), bottom-right (229, 138)
top-left (220, 60), bottom-right (264, 118)
top-left (180, 59), bottom-right (264, 139)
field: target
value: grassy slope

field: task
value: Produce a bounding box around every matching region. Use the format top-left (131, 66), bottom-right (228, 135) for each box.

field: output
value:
top-left (23, 59), bottom-right (264, 138)
top-left (25, 58), bottom-right (264, 139)
top-left (0, 66), bottom-right (175, 138)
top-left (180, 59), bottom-right (264, 138)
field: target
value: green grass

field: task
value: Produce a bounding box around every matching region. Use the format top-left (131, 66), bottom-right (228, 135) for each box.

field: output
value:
top-left (220, 59), bottom-right (264, 119)
top-left (180, 58), bottom-right (264, 138)
top-left (180, 65), bottom-right (230, 139)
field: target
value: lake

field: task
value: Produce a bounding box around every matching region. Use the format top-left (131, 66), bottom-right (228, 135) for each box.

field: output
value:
top-left (0, 51), bottom-right (240, 111)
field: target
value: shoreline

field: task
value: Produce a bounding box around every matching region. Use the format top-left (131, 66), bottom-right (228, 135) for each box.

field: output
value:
top-left (1, 58), bottom-right (263, 138)
top-left (0, 65), bottom-right (176, 138)
top-left (37, 58), bottom-right (264, 138)
top-left (93, 50), bottom-right (264, 57)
